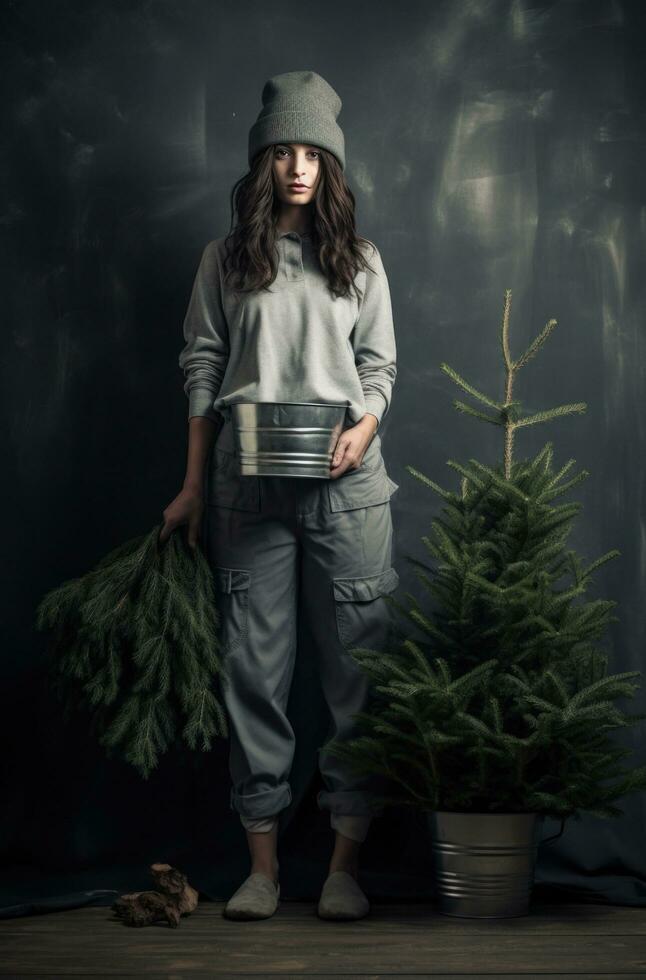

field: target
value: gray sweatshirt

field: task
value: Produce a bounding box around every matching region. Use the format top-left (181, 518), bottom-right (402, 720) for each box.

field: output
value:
top-left (178, 230), bottom-right (397, 430)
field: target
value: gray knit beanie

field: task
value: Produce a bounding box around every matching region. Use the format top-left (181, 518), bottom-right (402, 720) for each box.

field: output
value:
top-left (248, 70), bottom-right (346, 171)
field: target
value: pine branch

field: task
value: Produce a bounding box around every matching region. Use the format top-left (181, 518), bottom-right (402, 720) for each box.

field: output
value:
top-left (581, 550), bottom-right (621, 580)
top-left (453, 400), bottom-right (502, 425)
top-left (440, 363), bottom-right (502, 411)
top-left (37, 524), bottom-right (228, 778)
top-left (513, 318), bottom-right (558, 371)
top-left (404, 465), bottom-right (457, 501)
top-left (468, 460), bottom-right (529, 501)
top-left (514, 403), bottom-right (587, 428)
top-left (445, 459), bottom-right (487, 489)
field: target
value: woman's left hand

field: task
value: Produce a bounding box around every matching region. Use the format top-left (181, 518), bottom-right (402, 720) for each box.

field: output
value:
top-left (329, 414), bottom-right (379, 479)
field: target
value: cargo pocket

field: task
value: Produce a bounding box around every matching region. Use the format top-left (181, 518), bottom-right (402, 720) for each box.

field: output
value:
top-left (333, 566), bottom-right (400, 651)
top-left (213, 566), bottom-right (251, 656)
top-left (327, 437), bottom-right (399, 513)
top-left (207, 447), bottom-right (261, 512)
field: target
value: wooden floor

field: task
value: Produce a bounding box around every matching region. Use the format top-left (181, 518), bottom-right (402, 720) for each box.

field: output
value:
top-left (1, 899), bottom-right (645, 977)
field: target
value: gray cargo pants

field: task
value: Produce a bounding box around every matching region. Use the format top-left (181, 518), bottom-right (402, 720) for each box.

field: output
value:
top-left (204, 416), bottom-right (400, 844)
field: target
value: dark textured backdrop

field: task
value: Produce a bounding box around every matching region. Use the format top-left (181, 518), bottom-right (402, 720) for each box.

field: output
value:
top-left (2, 0), bottom-right (646, 916)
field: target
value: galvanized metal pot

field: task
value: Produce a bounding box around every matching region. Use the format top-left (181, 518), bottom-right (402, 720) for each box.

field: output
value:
top-left (230, 401), bottom-right (350, 478)
top-left (427, 811), bottom-right (565, 918)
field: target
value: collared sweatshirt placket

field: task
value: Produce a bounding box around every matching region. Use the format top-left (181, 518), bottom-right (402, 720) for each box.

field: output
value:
top-left (280, 232), bottom-right (306, 283)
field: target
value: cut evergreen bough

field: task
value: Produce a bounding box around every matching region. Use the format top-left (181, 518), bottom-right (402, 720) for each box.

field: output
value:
top-left (35, 524), bottom-right (228, 778)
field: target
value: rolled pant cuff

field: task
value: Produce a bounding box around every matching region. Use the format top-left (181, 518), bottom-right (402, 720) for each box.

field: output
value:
top-left (317, 788), bottom-right (383, 817)
top-left (230, 782), bottom-right (292, 819)
top-left (330, 812), bottom-right (372, 843)
top-left (240, 814), bottom-right (279, 833)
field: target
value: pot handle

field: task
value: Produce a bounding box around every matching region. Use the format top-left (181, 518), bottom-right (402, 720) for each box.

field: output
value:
top-left (539, 816), bottom-right (566, 845)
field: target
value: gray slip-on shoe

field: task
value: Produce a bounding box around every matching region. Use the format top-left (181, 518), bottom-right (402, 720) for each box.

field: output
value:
top-left (223, 872), bottom-right (280, 920)
top-left (317, 870), bottom-right (369, 920)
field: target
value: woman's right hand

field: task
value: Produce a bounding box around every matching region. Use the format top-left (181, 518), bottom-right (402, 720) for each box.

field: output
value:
top-left (159, 483), bottom-right (205, 551)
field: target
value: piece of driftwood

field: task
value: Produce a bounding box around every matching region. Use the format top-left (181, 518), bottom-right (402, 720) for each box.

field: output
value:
top-left (112, 862), bottom-right (199, 928)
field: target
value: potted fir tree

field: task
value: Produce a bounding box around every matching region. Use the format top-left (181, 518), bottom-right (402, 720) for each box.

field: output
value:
top-left (322, 289), bottom-right (646, 917)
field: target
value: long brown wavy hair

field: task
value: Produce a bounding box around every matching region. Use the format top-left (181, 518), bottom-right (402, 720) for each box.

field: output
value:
top-left (221, 144), bottom-right (377, 301)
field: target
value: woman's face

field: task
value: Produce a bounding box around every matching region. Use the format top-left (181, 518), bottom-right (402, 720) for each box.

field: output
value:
top-left (272, 143), bottom-right (321, 208)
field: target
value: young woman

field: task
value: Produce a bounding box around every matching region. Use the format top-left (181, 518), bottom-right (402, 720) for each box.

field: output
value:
top-left (160, 70), bottom-right (399, 921)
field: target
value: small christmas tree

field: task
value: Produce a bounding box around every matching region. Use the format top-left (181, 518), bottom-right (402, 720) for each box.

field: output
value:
top-left (323, 290), bottom-right (646, 820)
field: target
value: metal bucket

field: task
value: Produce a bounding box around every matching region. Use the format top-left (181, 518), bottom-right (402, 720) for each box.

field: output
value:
top-left (230, 401), bottom-right (350, 478)
top-left (427, 811), bottom-right (565, 918)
